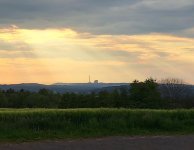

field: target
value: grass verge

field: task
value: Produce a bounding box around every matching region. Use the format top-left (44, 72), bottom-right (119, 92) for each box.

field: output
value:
top-left (0, 108), bottom-right (194, 142)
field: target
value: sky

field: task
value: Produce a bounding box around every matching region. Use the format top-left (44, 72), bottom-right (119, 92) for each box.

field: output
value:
top-left (0, 0), bottom-right (194, 84)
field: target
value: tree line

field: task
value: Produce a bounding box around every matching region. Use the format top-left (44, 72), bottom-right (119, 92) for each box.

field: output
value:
top-left (0, 78), bottom-right (193, 109)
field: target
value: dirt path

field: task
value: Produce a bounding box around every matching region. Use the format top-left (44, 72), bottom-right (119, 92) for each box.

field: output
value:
top-left (0, 135), bottom-right (194, 150)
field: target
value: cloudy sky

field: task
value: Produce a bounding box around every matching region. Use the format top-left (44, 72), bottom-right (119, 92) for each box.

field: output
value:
top-left (0, 0), bottom-right (194, 84)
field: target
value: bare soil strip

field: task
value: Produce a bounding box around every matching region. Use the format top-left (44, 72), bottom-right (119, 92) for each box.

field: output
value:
top-left (0, 135), bottom-right (194, 150)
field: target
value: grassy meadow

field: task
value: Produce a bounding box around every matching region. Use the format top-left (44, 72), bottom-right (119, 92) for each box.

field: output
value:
top-left (0, 108), bottom-right (194, 141)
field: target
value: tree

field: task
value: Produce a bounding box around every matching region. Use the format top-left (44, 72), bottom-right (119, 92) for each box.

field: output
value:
top-left (159, 78), bottom-right (192, 100)
top-left (110, 89), bottom-right (120, 108)
top-left (129, 78), bottom-right (161, 108)
top-left (0, 89), bottom-right (8, 107)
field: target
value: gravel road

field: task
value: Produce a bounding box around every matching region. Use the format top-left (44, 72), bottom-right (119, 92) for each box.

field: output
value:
top-left (0, 135), bottom-right (194, 150)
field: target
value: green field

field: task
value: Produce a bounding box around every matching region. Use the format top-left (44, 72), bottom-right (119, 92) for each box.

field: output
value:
top-left (0, 108), bottom-right (194, 141)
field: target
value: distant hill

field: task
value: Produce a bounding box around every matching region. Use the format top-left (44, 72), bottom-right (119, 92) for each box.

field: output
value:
top-left (0, 83), bottom-right (129, 94)
top-left (1, 83), bottom-right (193, 94)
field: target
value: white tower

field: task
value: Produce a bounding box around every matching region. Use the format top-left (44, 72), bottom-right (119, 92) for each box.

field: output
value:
top-left (89, 75), bottom-right (91, 83)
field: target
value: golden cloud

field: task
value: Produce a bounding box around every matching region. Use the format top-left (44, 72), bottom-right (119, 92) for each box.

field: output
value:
top-left (0, 26), bottom-right (194, 83)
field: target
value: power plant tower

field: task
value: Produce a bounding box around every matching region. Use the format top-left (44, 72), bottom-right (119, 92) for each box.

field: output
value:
top-left (89, 75), bottom-right (91, 83)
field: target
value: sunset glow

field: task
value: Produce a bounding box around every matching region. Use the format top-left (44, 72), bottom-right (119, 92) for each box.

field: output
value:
top-left (0, 26), bottom-right (194, 84)
top-left (0, 0), bottom-right (194, 84)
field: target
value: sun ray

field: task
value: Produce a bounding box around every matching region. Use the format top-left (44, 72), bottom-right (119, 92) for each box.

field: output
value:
top-left (0, 26), bottom-right (194, 84)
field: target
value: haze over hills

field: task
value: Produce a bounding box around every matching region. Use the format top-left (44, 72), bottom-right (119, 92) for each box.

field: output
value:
top-left (0, 81), bottom-right (194, 94)
top-left (0, 83), bottom-right (130, 94)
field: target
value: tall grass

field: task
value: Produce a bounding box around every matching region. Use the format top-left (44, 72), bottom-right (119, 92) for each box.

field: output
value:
top-left (0, 108), bottom-right (194, 141)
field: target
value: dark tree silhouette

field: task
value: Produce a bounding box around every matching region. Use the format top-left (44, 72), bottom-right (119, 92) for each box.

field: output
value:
top-left (130, 78), bottom-right (161, 108)
top-left (159, 78), bottom-right (192, 100)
